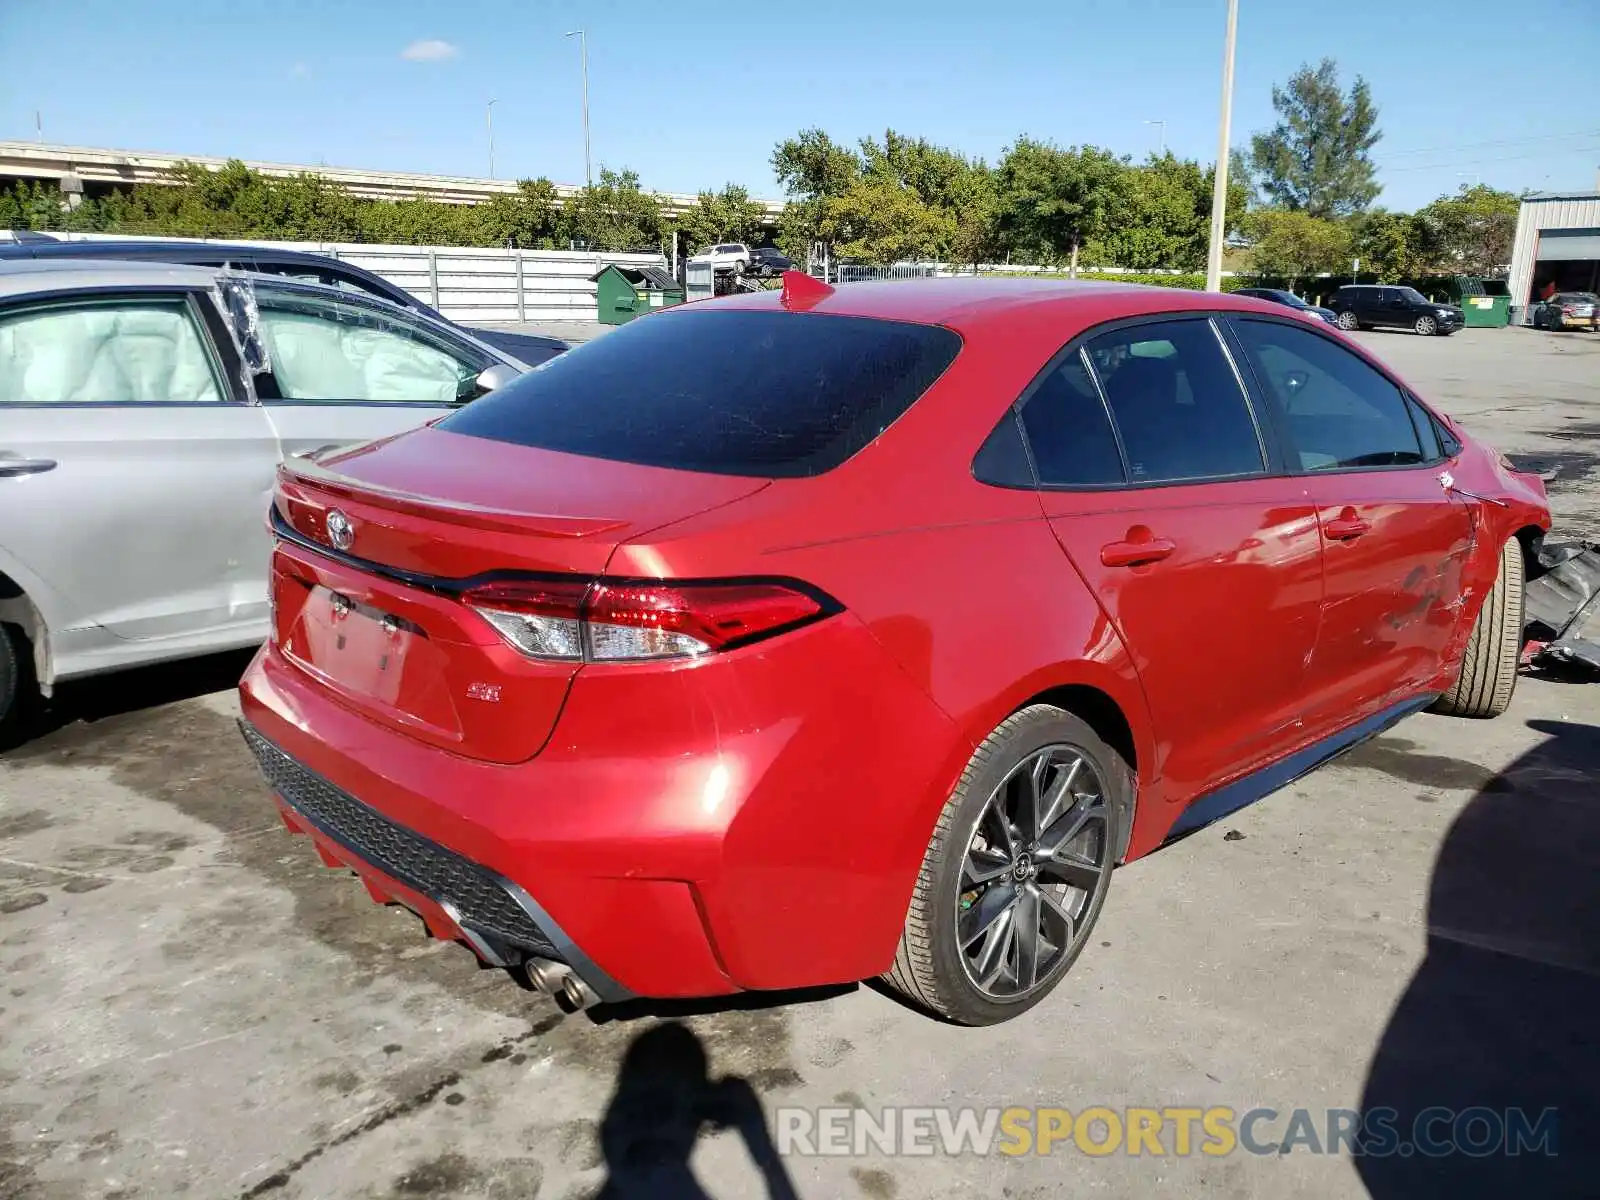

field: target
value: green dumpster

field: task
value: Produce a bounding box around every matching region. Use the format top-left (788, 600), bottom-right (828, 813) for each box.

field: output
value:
top-left (1456, 276), bottom-right (1511, 328)
top-left (591, 264), bottom-right (685, 325)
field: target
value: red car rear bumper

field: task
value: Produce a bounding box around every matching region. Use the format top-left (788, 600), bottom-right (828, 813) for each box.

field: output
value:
top-left (238, 614), bottom-right (966, 1000)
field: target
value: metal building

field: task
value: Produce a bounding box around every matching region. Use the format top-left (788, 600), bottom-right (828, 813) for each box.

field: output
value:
top-left (1507, 191), bottom-right (1600, 322)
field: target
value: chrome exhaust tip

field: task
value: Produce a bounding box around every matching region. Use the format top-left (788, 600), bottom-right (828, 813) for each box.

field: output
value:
top-left (561, 972), bottom-right (599, 1011)
top-left (523, 956), bottom-right (568, 996)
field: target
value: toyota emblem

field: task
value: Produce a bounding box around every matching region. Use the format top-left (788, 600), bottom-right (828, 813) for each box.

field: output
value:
top-left (325, 509), bottom-right (354, 551)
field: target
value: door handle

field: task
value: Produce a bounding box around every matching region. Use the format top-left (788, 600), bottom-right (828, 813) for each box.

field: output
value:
top-left (1100, 536), bottom-right (1176, 568)
top-left (1323, 516), bottom-right (1372, 541)
top-left (0, 457), bottom-right (57, 478)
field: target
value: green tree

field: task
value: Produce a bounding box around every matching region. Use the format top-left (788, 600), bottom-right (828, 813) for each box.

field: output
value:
top-left (945, 164), bottom-right (1001, 270)
top-left (821, 177), bottom-right (952, 264)
top-left (860, 132), bottom-right (960, 206)
top-left (1092, 153), bottom-right (1245, 271)
top-left (771, 129), bottom-right (863, 267)
top-left (1242, 209), bottom-right (1352, 287)
top-left (1414, 184), bottom-right (1520, 276)
top-left (1349, 209), bottom-right (1435, 279)
top-left (1248, 59), bottom-right (1382, 218)
top-left (558, 168), bottom-right (664, 252)
top-left (996, 140), bottom-right (1129, 275)
top-left (478, 178), bottom-right (562, 248)
top-left (772, 129), bottom-right (861, 202)
top-left (854, 130), bottom-right (1001, 265)
top-left (0, 180), bottom-right (100, 231)
top-left (676, 184), bottom-right (767, 252)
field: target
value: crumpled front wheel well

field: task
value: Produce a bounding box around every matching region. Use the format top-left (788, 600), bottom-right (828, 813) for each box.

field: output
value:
top-left (0, 571), bottom-right (50, 697)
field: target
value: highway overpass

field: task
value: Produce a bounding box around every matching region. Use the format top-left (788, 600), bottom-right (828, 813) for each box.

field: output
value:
top-left (0, 140), bottom-right (786, 223)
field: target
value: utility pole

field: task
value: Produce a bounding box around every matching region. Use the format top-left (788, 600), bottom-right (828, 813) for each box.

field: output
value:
top-left (1204, 0), bottom-right (1239, 293)
top-left (565, 30), bottom-right (592, 187)
top-left (487, 99), bottom-right (498, 178)
top-left (1145, 120), bottom-right (1166, 157)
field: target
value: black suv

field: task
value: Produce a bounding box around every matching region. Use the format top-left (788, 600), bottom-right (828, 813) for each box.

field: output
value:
top-left (748, 246), bottom-right (795, 277)
top-left (1328, 285), bottom-right (1464, 337)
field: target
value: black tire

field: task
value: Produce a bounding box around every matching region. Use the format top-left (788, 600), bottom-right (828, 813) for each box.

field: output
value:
top-left (1431, 538), bottom-right (1524, 719)
top-left (0, 624), bottom-right (18, 741)
top-left (882, 705), bottom-right (1131, 1025)
top-left (1414, 315), bottom-right (1438, 336)
top-left (1336, 311), bottom-right (1359, 331)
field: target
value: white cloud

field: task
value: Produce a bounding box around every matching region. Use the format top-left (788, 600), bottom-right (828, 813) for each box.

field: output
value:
top-left (400, 39), bottom-right (460, 62)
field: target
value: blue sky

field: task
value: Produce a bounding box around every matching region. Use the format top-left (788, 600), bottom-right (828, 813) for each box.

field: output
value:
top-left (2, 0), bottom-right (1597, 211)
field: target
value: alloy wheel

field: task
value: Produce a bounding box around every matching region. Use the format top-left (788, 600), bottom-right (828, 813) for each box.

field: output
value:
top-left (956, 745), bottom-right (1110, 999)
top-left (1415, 315), bottom-right (1437, 336)
top-left (1337, 311), bottom-right (1358, 330)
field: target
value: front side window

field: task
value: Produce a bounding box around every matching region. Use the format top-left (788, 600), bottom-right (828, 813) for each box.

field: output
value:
top-left (1081, 319), bottom-right (1264, 483)
top-left (1231, 318), bottom-right (1424, 470)
top-left (0, 297), bottom-right (223, 405)
top-left (255, 290), bottom-right (482, 404)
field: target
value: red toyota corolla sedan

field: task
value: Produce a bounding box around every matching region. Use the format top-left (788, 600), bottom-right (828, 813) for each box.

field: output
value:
top-left (239, 275), bottom-right (1549, 1025)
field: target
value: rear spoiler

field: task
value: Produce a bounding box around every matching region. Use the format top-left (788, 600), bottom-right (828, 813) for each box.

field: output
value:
top-left (277, 454), bottom-right (628, 540)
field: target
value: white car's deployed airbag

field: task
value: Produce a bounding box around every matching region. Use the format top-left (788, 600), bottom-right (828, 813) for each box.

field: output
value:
top-left (0, 303), bottom-right (222, 405)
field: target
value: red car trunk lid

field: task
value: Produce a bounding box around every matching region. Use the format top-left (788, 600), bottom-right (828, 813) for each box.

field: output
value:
top-left (270, 426), bottom-right (767, 763)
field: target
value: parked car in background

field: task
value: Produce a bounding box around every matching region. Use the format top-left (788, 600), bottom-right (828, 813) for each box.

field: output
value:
top-left (688, 243), bottom-right (751, 274)
top-left (748, 247), bottom-right (794, 277)
top-left (1329, 284), bottom-right (1463, 336)
top-left (0, 259), bottom-right (527, 732)
top-left (1233, 287), bottom-right (1337, 326)
top-left (238, 276), bottom-right (1548, 1026)
top-left (1531, 292), bottom-right (1598, 332)
top-left (0, 238), bottom-right (570, 366)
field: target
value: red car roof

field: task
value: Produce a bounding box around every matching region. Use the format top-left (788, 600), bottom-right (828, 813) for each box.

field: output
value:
top-left (692, 276), bottom-right (1280, 334)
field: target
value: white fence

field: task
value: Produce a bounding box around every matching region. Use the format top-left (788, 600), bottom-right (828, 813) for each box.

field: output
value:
top-left (33, 232), bottom-right (667, 324)
top-left (826, 261), bottom-right (1240, 282)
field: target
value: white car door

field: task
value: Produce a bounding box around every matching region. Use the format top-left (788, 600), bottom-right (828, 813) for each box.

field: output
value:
top-left (0, 289), bottom-right (280, 657)
top-left (248, 284), bottom-right (503, 459)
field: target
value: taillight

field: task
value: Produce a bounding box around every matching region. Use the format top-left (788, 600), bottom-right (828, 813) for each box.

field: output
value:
top-left (462, 578), bottom-right (832, 662)
top-left (464, 578), bottom-right (590, 660)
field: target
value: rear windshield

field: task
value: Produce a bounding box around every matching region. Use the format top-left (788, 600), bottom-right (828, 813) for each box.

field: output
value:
top-left (437, 309), bottom-right (962, 477)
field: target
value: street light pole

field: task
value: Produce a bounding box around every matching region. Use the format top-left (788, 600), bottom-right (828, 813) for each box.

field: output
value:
top-left (1204, 0), bottom-right (1239, 293)
top-left (486, 99), bottom-right (498, 178)
top-left (565, 30), bottom-right (591, 187)
top-left (1145, 120), bottom-right (1166, 157)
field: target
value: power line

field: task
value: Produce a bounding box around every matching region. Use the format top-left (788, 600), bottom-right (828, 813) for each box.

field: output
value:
top-left (1379, 141), bottom-right (1600, 173)
top-left (1373, 129), bottom-right (1599, 161)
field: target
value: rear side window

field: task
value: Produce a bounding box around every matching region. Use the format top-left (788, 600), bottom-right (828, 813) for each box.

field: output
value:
top-left (438, 310), bottom-right (961, 477)
top-left (0, 297), bottom-right (224, 405)
top-left (1018, 350), bottom-right (1125, 486)
top-left (1082, 319), bottom-right (1264, 482)
top-left (1230, 318), bottom-right (1423, 470)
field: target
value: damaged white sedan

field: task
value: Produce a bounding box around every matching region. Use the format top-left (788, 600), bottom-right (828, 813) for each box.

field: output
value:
top-left (0, 259), bottom-right (527, 731)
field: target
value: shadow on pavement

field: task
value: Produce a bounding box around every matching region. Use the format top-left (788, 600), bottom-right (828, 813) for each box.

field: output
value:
top-left (591, 1021), bottom-right (801, 1200)
top-left (590, 983), bottom-right (853, 1026)
top-left (2, 646), bottom-right (255, 751)
top-left (1357, 718), bottom-right (1600, 1197)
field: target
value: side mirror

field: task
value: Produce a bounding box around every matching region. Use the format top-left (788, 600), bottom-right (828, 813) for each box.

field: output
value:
top-left (473, 363), bottom-right (520, 395)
